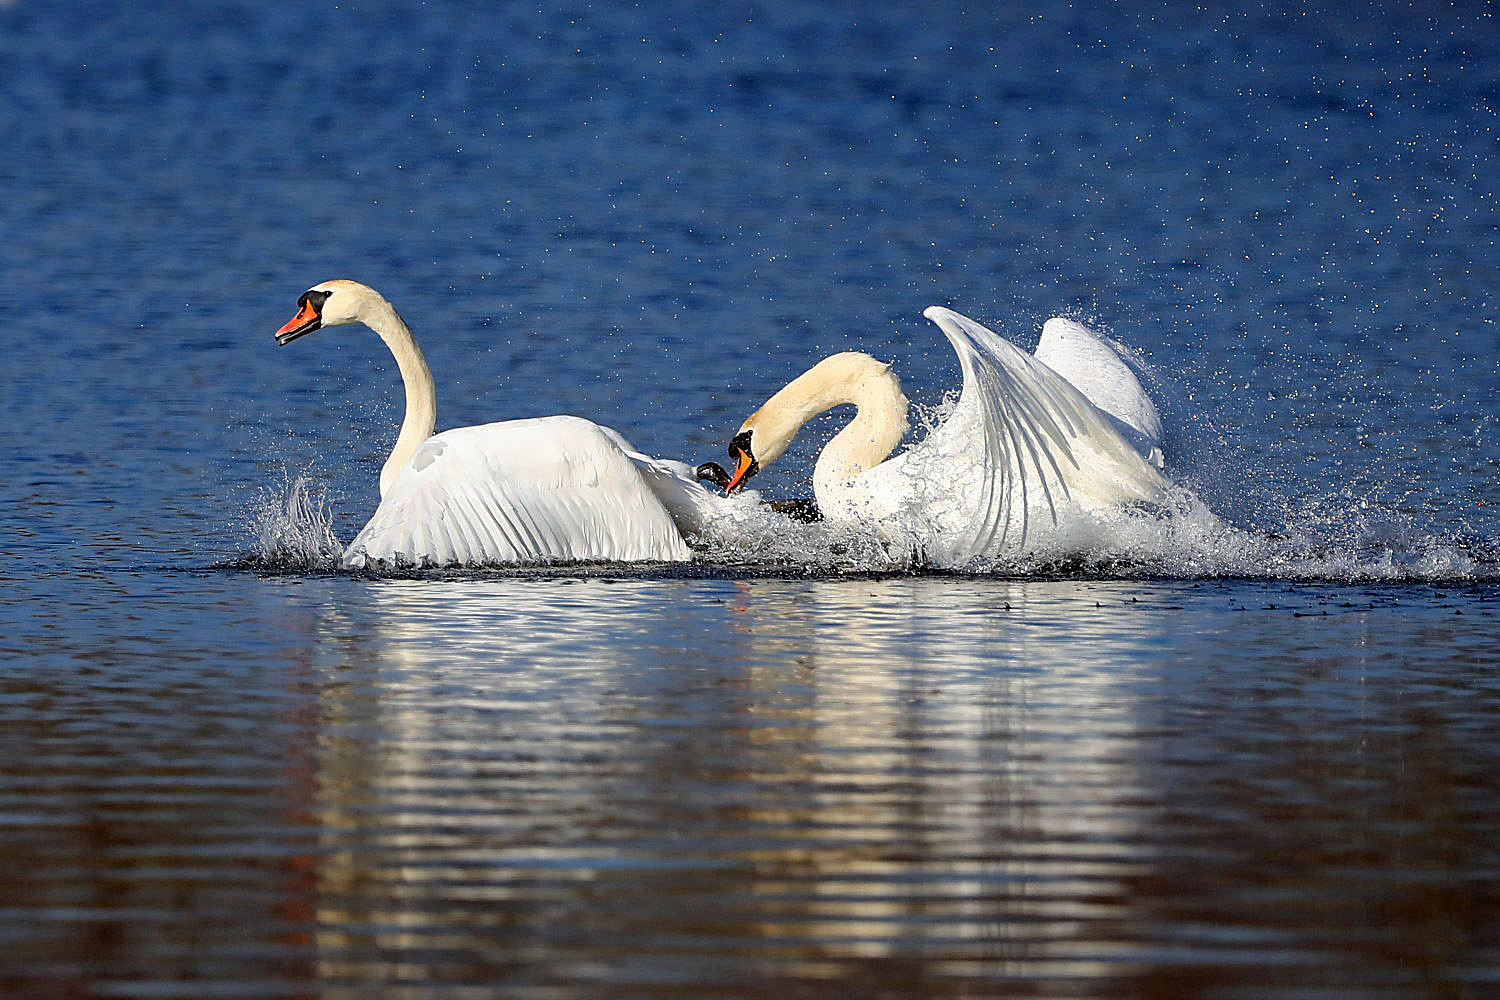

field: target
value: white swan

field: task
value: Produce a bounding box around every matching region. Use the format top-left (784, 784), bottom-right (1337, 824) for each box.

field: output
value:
top-left (273, 280), bottom-right (720, 567)
top-left (716, 307), bottom-right (1173, 564)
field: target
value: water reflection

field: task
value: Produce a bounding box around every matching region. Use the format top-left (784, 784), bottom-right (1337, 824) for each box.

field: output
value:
top-left (717, 580), bottom-right (1155, 979)
top-left (3, 575), bottom-right (1497, 997)
top-left (294, 578), bottom-right (1177, 994)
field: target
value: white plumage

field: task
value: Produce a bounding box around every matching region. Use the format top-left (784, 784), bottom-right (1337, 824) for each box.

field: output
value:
top-left (1033, 316), bottom-right (1166, 469)
top-left (720, 306), bottom-right (1172, 564)
top-left (345, 416), bottom-right (696, 567)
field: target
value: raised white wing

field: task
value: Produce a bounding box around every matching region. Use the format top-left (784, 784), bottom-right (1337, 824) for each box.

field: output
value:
top-left (342, 414), bottom-right (692, 568)
top-left (867, 307), bottom-right (1168, 564)
top-left (1034, 317), bottom-right (1165, 468)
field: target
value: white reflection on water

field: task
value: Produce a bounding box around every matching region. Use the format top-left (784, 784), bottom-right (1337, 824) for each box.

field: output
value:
top-left (721, 580), bottom-right (1155, 974)
top-left (291, 576), bottom-right (1176, 992)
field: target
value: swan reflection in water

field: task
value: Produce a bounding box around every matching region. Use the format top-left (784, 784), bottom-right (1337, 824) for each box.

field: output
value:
top-left (292, 576), bottom-right (1164, 987)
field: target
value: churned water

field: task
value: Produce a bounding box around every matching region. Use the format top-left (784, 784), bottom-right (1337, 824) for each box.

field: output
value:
top-left (2, 1), bottom-right (1497, 997)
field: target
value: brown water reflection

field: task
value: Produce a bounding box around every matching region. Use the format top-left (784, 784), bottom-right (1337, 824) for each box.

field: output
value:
top-left (2, 574), bottom-right (1497, 998)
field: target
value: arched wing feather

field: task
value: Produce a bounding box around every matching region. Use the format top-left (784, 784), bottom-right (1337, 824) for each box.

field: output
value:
top-left (343, 415), bottom-right (692, 567)
top-left (884, 307), bottom-right (1168, 564)
top-left (1035, 317), bottom-right (1165, 468)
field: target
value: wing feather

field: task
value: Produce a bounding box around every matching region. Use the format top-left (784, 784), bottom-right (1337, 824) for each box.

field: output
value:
top-left (870, 307), bottom-right (1169, 564)
top-left (342, 415), bottom-right (692, 568)
top-left (1035, 317), bottom-right (1165, 467)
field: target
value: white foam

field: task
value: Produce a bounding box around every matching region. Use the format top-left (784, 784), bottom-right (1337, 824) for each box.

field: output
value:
top-left (688, 479), bottom-right (1495, 581)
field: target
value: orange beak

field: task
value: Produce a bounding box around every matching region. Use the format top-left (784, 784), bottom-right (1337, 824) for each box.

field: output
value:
top-left (724, 445), bottom-right (756, 493)
top-left (274, 299), bottom-right (322, 346)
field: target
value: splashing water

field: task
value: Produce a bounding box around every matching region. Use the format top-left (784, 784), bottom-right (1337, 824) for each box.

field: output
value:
top-left (239, 409), bottom-right (1495, 582)
top-left (247, 475), bottom-right (344, 570)
top-left (238, 474), bottom-right (1496, 581)
top-left (687, 483), bottom-right (1495, 581)
top-left (690, 496), bottom-right (916, 572)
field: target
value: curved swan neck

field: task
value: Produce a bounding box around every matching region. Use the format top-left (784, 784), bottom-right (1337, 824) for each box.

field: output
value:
top-left (745, 352), bottom-right (909, 492)
top-left (363, 297), bottom-right (435, 497)
top-left (812, 374), bottom-right (908, 497)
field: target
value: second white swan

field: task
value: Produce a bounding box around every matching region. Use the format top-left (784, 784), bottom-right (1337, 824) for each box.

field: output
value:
top-left (715, 307), bottom-right (1174, 564)
top-left (273, 280), bottom-right (719, 567)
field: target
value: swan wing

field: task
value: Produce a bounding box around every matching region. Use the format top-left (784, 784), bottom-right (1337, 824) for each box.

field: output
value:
top-left (586, 424), bottom-right (729, 538)
top-left (1034, 317), bottom-right (1165, 468)
top-left (343, 414), bottom-right (692, 567)
top-left (621, 452), bottom-right (731, 539)
top-left (868, 307), bottom-right (1168, 563)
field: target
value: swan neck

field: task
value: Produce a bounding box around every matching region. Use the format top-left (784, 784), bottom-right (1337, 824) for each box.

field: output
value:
top-left (748, 353), bottom-right (908, 498)
top-left (367, 300), bottom-right (435, 497)
top-left (812, 379), bottom-right (909, 497)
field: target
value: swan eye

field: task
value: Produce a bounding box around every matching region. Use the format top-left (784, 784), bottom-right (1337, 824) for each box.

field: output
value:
top-left (298, 289), bottom-right (333, 313)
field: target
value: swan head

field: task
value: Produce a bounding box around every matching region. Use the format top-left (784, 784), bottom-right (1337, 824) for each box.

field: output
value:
top-left (274, 279), bottom-right (390, 345)
top-left (723, 405), bottom-right (807, 493)
top-left (695, 462), bottom-right (732, 490)
top-left (722, 428), bottom-right (764, 493)
top-left (721, 351), bottom-right (903, 494)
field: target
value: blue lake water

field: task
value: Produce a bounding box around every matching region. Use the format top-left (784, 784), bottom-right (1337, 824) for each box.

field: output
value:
top-left (2, 1), bottom-right (1498, 997)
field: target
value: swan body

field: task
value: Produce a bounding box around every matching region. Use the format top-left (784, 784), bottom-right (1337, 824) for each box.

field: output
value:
top-left (720, 307), bottom-right (1172, 564)
top-left (273, 280), bottom-right (712, 567)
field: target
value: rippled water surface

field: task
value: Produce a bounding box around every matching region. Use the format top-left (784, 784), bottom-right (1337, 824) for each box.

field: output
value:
top-left (5, 573), bottom-right (1499, 998)
top-left (3, 0), bottom-right (1498, 997)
